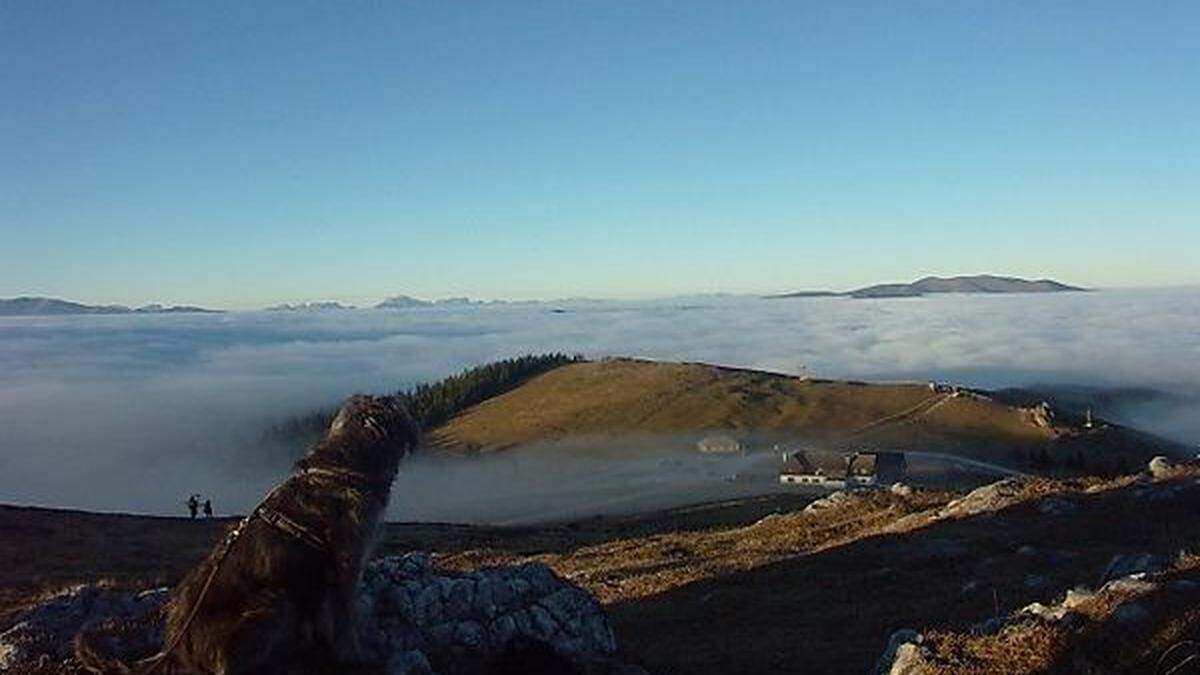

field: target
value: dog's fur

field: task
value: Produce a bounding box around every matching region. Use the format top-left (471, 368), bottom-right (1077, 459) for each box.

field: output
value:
top-left (77, 395), bottom-right (418, 675)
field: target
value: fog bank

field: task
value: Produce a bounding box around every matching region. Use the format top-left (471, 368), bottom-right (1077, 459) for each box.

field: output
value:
top-left (1, 288), bottom-right (1197, 521)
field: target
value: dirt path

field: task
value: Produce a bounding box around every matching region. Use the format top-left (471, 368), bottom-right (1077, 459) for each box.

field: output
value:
top-left (846, 393), bottom-right (948, 437)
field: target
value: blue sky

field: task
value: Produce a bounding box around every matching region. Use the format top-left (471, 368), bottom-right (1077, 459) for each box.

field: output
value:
top-left (2, 1), bottom-right (1197, 308)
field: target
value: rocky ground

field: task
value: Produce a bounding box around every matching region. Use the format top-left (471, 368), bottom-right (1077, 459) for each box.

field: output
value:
top-left (0, 555), bottom-right (629, 674)
top-left (3, 460), bottom-right (1199, 673)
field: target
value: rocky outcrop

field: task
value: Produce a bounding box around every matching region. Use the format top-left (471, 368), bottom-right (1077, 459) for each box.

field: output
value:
top-left (874, 629), bottom-right (925, 674)
top-left (0, 585), bottom-right (168, 670)
top-left (356, 553), bottom-right (619, 671)
top-left (803, 490), bottom-right (856, 513)
top-left (0, 555), bottom-right (628, 674)
top-left (873, 546), bottom-right (1179, 675)
top-left (937, 478), bottom-right (1026, 519)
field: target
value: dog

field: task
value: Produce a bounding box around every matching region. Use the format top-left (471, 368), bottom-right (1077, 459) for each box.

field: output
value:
top-left (77, 394), bottom-right (419, 674)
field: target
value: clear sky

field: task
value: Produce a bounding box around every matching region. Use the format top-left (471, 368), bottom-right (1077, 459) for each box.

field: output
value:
top-left (2, 1), bottom-right (1197, 308)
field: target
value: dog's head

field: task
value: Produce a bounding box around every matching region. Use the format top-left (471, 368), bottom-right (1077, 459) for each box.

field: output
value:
top-left (299, 394), bottom-right (419, 483)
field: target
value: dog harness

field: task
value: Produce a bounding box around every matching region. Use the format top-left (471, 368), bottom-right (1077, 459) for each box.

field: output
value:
top-left (256, 466), bottom-right (381, 552)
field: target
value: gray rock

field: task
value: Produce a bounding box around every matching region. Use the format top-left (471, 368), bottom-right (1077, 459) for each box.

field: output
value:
top-left (511, 577), bottom-right (533, 599)
top-left (489, 615), bottom-right (517, 646)
top-left (1102, 577), bottom-right (1159, 595)
top-left (1019, 602), bottom-right (1070, 622)
top-left (386, 649), bottom-right (434, 675)
top-left (474, 578), bottom-right (497, 619)
top-left (939, 479), bottom-right (1026, 519)
top-left (453, 621), bottom-right (486, 649)
top-left (804, 490), bottom-right (853, 513)
top-left (512, 609), bottom-right (535, 637)
top-left (1, 554), bottom-right (622, 674)
top-left (1149, 456), bottom-right (1178, 479)
top-left (530, 605), bottom-right (560, 640)
top-left (585, 614), bottom-right (617, 653)
top-left (492, 578), bottom-right (516, 609)
top-left (888, 643), bottom-right (928, 674)
top-left (427, 623), bottom-right (455, 647)
top-left (874, 628), bottom-right (922, 674)
top-left (522, 563), bottom-right (561, 595)
top-left (435, 577), bottom-right (455, 601)
top-left (413, 585), bottom-right (444, 625)
top-left (0, 585), bottom-right (168, 669)
top-left (1101, 553), bottom-right (1167, 583)
top-left (444, 580), bottom-right (474, 620)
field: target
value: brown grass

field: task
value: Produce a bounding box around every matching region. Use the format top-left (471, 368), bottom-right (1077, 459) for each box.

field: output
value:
top-left (426, 359), bottom-right (1165, 472)
top-left (5, 468), bottom-right (1200, 673)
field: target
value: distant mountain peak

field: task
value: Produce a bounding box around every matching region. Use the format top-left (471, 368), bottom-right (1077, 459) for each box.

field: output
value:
top-left (768, 275), bottom-right (1087, 300)
top-left (375, 295), bottom-right (433, 309)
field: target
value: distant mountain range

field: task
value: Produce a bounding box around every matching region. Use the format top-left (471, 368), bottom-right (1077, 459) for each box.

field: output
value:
top-left (374, 295), bottom-right (514, 309)
top-left (265, 301), bottom-right (356, 312)
top-left (0, 297), bottom-right (221, 316)
top-left (768, 275), bottom-right (1087, 300)
top-left (2, 277), bottom-right (1088, 316)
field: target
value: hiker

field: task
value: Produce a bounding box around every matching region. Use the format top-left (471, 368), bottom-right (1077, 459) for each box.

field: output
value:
top-left (203, 499), bottom-right (213, 518)
top-left (186, 494), bottom-right (200, 519)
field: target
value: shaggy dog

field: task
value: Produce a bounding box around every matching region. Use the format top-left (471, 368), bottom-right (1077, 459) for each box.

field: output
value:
top-left (77, 395), bottom-right (418, 675)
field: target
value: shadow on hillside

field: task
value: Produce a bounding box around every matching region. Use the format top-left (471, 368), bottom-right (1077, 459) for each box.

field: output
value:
top-left (0, 491), bottom-right (814, 621)
top-left (378, 492), bottom-right (818, 558)
top-left (607, 479), bottom-right (1200, 675)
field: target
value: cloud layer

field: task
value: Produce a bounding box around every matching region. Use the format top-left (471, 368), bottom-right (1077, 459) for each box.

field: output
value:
top-left (1, 288), bottom-right (1197, 520)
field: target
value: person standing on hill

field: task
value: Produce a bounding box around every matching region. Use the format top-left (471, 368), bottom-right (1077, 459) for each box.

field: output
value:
top-left (186, 494), bottom-right (200, 519)
top-left (202, 499), bottom-right (213, 518)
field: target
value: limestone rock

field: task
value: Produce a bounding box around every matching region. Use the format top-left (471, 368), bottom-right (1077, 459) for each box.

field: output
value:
top-left (939, 479), bottom-right (1026, 519)
top-left (804, 490), bottom-right (854, 513)
top-left (0, 553), bottom-right (626, 674)
top-left (1148, 456), bottom-right (1178, 479)
top-left (888, 642), bottom-right (931, 674)
top-left (1019, 602), bottom-right (1070, 622)
top-left (875, 629), bottom-right (923, 674)
top-left (387, 649), bottom-right (434, 675)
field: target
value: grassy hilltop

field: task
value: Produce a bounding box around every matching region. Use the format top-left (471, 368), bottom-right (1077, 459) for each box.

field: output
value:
top-left (427, 358), bottom-right (1173, 473)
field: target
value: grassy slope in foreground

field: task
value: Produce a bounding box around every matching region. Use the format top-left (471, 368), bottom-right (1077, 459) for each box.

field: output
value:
top-left (6, 468), bottom-right (1200, 674)
top-left (428, 358), bottom-right (1173, 471)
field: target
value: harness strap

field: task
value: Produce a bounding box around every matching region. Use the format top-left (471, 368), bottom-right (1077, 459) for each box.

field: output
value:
top-left (258, 507), bottom-right (328, 551)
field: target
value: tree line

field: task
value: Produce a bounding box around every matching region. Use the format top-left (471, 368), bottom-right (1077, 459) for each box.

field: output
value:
top-left (261, 352), bottom-right (584, 446)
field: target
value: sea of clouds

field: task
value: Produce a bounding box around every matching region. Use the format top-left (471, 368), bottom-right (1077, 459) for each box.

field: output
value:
top-left (1, 288), bottom-right (1197, 522)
